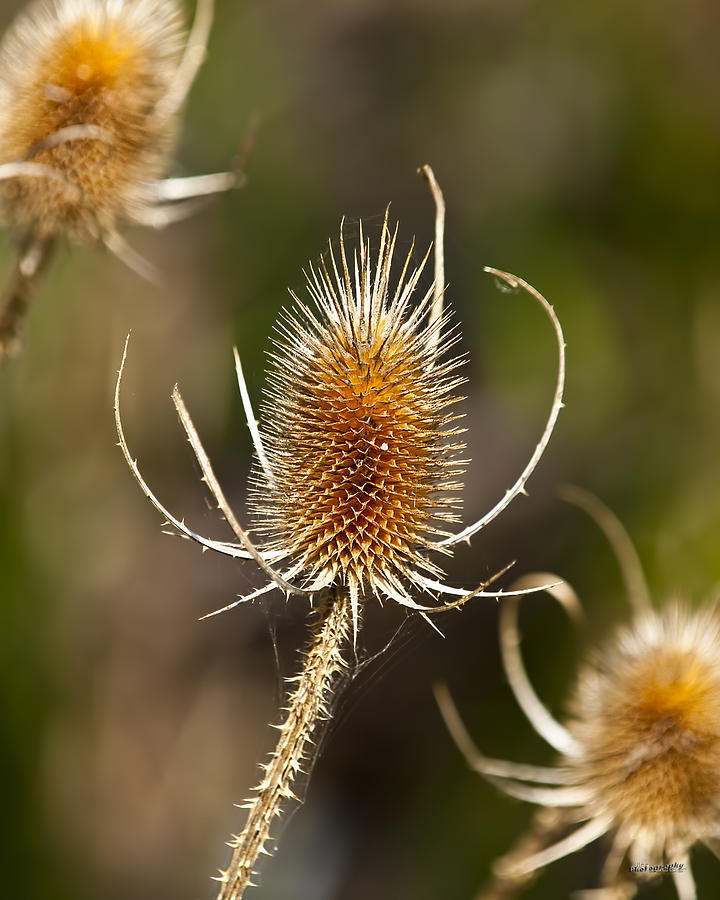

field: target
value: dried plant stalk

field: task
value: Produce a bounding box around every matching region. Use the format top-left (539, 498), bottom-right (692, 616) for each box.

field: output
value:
top-left (215, 588), bottom-right (351, 899)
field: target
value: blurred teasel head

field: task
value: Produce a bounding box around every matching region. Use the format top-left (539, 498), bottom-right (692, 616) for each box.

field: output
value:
top-left (568, 605), bottom-right (720, 881)
top-left (437, 488), bottom-right (720, 900)
top-left (0, 0), bottom-right (238, 357)
top-left (0, 0), bottom-right (183, 241)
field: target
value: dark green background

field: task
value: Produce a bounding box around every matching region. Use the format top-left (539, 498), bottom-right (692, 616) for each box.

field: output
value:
top-left (1, 0), bottom-right (719, 897)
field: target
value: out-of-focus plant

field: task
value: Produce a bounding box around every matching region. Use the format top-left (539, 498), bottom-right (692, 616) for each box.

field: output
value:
top-left (437, 488), bottom-right (720, 900)
top-left (0, 0), bottom-right (240, 360)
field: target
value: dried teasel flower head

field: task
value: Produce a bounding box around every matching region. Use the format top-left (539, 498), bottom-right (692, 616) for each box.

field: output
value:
top-left (437, 488), bottom-right (720, 900)
top-left (252, 216), bottom-right (467, 627)
top-left (569, 604), bottom-right (720, 871)
top-left (0, 0), bottom-right (183, 241)
top-left (0, 0), bottom-right (238, 357)
top-left (116, 170), bottom-right (567, 640)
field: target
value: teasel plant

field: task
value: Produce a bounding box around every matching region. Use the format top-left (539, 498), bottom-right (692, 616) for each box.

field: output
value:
top-left (436, 486), bottom-right (720, 900)
top-left (0, 0), bottom-right (241, 361)
top-left (114, 165), bottom-right (566, 899)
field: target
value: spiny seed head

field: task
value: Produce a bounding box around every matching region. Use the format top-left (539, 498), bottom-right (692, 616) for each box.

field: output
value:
top-left (567, 604), bottom-right (720, 856)
top-left (0, 0), bottom-right (185, 240)
top-left (251, 219), bottom-right (466, 607)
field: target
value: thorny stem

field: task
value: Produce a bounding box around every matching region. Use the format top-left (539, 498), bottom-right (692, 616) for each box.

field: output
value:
top-left (214, 587), bottom-right (353, 900)
top-left (0, 233), bottom-right (55, 362)
top-left (475, 807), bottom-right (569, 900)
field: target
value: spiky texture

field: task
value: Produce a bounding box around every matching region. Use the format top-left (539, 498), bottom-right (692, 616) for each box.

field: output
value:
top-left (0, 0), bottom-right (185, 240)
top-left (252, 221), bottom-right (466, 616)
top-left (566, 605), bottom-right (720, 860)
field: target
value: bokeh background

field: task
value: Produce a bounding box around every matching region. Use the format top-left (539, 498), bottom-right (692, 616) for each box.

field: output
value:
top-left (2, 0), bottom-right (720, 898)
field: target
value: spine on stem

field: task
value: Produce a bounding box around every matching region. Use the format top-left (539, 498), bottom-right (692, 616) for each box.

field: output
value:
top-left (214, 587), bottom-right (352, 900)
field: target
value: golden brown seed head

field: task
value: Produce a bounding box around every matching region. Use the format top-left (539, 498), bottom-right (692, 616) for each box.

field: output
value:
top-left (0, 0), bottom-right (185, 240)
top-left (252, 221), bottom-right (466, 606)
top-left (567, 605), bottom-right (720, 855)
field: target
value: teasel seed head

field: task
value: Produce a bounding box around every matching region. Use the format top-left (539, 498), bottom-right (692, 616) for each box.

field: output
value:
top-left (567, 604), bottom-right (720, 862)
top-left (115, 170), bottom-right (566, 638)
top-left (252, 217), bottom-right (467, 616)
top-left (0, 0), bottom-right (186, 241)
top-left (0, 0), bottom-right (241, 360)
top-left (438, 491), bottom-right (720, 899)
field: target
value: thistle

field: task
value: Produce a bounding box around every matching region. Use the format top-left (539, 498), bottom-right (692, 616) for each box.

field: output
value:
top-left (0, 0), bottom-right (238, 359)
top-left (115, 166), bottom-right (566, 899)
top-left (437, 488), bottom-right (720, 900)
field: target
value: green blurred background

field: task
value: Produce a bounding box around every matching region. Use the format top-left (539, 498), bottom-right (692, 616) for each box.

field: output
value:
top-left (1, 0), bottom-right (719, 897)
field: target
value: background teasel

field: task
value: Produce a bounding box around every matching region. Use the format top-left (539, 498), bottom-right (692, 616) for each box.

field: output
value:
top-left (438, 489), bottom-right (720, 899)
top-left (115, 169), bottom-right (565, 897)
top-left (0, 0), bottom-right (238, 358)
top-left (2, 1), bottom-right (720, 899)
